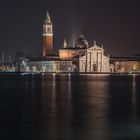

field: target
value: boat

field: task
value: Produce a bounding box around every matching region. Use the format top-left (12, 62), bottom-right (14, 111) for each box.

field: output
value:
top-left (0, 53), bottom-right (16, 72)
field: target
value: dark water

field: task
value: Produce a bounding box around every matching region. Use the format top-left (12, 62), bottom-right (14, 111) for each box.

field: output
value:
top-left (0, 73), bottom-right (140, 140)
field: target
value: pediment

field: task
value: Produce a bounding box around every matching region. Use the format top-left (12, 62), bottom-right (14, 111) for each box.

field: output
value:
top-left (88, 45), bottom-right (102, 50)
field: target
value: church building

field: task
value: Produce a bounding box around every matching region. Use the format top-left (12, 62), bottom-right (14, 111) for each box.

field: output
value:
top-left (79, 41), bottom-right (110, 72)
top-left (18, 11), bottom-right (110, 73)
top-left (59, 35), bottom-right (110, 72)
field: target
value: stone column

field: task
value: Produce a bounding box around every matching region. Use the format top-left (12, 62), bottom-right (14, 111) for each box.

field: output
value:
top-left (97, 52), bottom-right (99, 72)
top-left (101, 52), bottom-right (103, 72)
top-left (89, 52), bottom-right (91, 71)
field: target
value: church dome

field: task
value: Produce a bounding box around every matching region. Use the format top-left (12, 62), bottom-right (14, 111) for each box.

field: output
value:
top-left (75, 34), bottom-right (88, 48)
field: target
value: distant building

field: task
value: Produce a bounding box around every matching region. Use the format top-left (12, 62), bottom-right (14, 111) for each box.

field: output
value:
top-left (110, 56), bottom-right (140, 72)
top-left (17, 12), bottom-right (110, 73)
top-left (59, 35), bottom-right (110, 72)
top-left (43, 11), bottom-right (53, 56)
top-left (59, 35), bottom-right (87, 60)
top-left (79, 42), bottom-right (110, 72)
top-left (18, 57), bottom-right (74, 73)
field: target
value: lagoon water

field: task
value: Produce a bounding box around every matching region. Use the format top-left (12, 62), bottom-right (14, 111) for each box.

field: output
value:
top-left (0, 74), bottom-right (140, 140)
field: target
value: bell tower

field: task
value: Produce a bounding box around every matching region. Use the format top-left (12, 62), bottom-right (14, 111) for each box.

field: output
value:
top-left (43, 11), bottom-right (53, 56)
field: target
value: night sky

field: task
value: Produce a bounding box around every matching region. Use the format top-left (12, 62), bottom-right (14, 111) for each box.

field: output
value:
top-left (0, 0), bottom-right (139, 58)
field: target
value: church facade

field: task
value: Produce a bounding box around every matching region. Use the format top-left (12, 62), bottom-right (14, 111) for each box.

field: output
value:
top-left (79, 42), bottom-right (110, 72)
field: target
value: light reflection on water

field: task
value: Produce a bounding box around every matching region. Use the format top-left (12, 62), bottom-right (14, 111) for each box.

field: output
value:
top-left (0, 74), bottom-right (140, 140)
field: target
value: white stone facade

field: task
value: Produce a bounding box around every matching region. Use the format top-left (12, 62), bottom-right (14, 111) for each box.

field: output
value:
top-left (79, 44), bottom-right (110, 72)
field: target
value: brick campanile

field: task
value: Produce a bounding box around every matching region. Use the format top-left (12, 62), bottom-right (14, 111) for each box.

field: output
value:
top-left (43, 11), bottom-right (53, 56)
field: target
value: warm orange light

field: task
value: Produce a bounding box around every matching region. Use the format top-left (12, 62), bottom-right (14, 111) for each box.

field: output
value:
top-left (59, 51), bottom-right (70, 59)
top-left (133, 64), bottom-right (136, 70)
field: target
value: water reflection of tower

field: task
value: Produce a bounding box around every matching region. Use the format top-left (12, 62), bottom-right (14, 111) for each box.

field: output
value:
top-left (43, 11), bottom-right (53, 56)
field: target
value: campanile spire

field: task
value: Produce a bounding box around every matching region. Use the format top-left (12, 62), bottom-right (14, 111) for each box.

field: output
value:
top-left (46, 11), bottom-right (51, 22)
